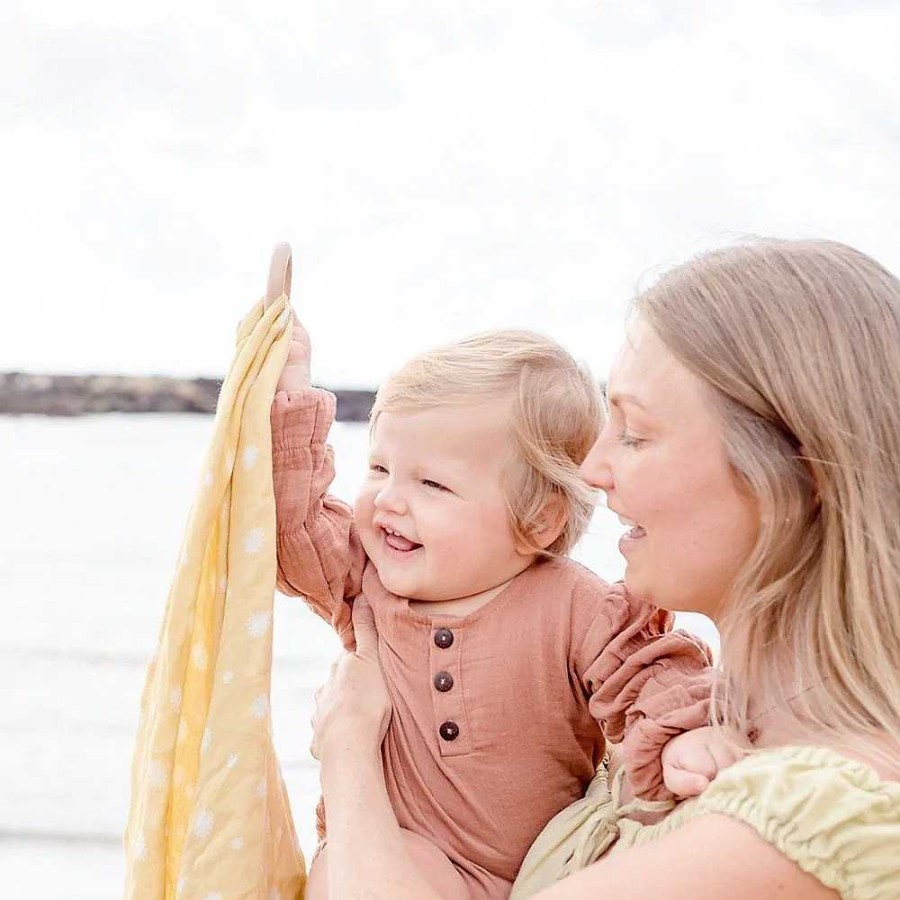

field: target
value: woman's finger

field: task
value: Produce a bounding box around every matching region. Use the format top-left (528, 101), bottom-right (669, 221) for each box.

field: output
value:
top-left (351, 595), bottom-right (378, 659)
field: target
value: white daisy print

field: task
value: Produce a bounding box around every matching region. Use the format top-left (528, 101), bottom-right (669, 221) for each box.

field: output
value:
top-left (221, 670), bottom-right (234, 685)
top-left (132, 833), bottom-right (147, 862)
top-left (191, 642), bottom-right (208, 671)
top-left (250, 694), bottom-right (269, 719)
top-left (242, 445), bottom-right (259, 469)
top-left (201, 726), bottom-right (212, 755)
top-left (169, 687), bottom-right (182, 712)
top-left (231, 835), bottom-right (244, 851)
top-left (148, 760), bottom-right (167, 789)
top-left (192, 809), bottom-right (215, 839)
top-left (247, 610), bottom-right (272, 638)
top-left (226, 753), bottom-right (239, 770)
top-left (244, 527), bottom-right (265, 555)
top-left (203, 893), bottom-right (222, 900)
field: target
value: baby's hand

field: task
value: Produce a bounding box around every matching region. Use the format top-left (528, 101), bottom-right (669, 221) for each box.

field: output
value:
top-left (278, 308), bottom-right (313, 393)
top-left (661, 725), bottom-right (751, 798)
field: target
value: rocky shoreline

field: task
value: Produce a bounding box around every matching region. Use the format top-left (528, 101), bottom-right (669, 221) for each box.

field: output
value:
top-left (0, 372), bottom-right (375, 421)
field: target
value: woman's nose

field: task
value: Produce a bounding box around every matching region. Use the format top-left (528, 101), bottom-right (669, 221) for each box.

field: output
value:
top-left (579, 436), bottom-right (613, 491)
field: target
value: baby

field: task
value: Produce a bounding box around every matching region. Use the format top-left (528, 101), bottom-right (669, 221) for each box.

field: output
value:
top-left (271, 319), bottom-right (726, 898)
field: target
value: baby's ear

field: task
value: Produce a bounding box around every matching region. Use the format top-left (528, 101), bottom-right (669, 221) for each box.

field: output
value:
top-left (517, 494), bottom-right (568, 554)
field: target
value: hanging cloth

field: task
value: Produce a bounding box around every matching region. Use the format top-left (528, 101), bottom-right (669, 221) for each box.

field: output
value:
top-left (124, 244), bottom-right (306, 900)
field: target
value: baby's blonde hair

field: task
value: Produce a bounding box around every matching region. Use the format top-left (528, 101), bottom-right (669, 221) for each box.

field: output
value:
top-left (371, 330), bottom-right (603, 557)
top-left (634, 238), bottom-right (900, 761)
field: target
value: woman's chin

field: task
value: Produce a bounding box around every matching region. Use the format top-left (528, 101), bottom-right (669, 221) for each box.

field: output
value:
top-left (622, 569), bottom-right (655, 604)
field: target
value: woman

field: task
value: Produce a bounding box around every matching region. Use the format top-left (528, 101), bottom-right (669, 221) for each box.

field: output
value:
top-left (310, 239), bottom-right (900, 899)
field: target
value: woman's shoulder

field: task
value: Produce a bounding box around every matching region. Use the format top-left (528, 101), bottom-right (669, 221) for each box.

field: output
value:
top-left (688, 744), bottom-right (900, 899)
top-left (699, 743), bottom-right (900, 813)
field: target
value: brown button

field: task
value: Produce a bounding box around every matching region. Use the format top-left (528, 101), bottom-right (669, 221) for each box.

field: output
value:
top-left (439, 721), bottom-right (460, 741)
top-left (434, 628), bottom-right (454, 649)
top-left (433, 671), bottom-right (454, 692)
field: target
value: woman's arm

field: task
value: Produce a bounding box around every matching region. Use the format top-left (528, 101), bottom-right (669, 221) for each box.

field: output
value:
top-left (311, 598), bottom-right (443, 900)
top-left (312, 602), bottom-right (836, 900)
top-left (531, 814), bottom-right (837, 900)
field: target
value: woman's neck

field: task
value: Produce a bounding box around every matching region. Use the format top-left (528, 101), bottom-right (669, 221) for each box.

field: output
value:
top-left (749, 698), bottom-right (900, 782)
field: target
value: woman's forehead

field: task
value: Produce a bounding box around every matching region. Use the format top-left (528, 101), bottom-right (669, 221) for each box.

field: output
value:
top-left (607, 323), bottom-right (711, 424)
top-left (607, 323), bottom-right (671, 400)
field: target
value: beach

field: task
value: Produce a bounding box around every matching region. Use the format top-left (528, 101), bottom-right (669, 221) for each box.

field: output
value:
top-left (1, 413), bottom-right (717, 899)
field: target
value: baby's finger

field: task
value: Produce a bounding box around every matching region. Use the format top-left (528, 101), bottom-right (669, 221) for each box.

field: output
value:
top-left (711, 736), bottom-right (751, 773)
top-left (672, 745), bottom-right (719, 781)
top-left (664, 766), bottom-right (710, 798)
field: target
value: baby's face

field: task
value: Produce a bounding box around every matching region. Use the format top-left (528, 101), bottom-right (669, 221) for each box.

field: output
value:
top-left (354, 399), bottom-right (532, 602)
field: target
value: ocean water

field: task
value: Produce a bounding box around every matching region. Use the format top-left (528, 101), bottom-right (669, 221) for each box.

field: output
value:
top-left (0, 414), bottom-right (717, 899)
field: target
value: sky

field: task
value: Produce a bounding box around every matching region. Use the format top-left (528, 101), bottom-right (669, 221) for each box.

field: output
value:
top-left (2, 0), bottom-right (899, 387)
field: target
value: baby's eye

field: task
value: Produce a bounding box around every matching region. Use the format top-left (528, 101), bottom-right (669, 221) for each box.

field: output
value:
top-left (369, 463), bottom-right (388, 474)
top-left (421, 479), bottom-right (448, 491)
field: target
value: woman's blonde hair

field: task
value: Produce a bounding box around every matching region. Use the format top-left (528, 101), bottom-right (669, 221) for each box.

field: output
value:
top-left (634, 238), bottom-right (900, 755)
top-left (371, 329), bottom-right (603, 556)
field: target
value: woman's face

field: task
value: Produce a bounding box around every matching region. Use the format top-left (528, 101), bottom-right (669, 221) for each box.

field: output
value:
top-left (580, 318), bottom-right (759, 620)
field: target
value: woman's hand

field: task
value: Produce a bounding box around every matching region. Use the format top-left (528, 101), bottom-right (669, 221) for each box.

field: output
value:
top-left (310, 595), bottom-right (392, 764)
top-left (310, 598), bottom-right (442, 900)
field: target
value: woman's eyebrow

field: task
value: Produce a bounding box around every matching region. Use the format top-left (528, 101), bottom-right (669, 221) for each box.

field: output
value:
top-left (607, 391), bottom-right (649, 412)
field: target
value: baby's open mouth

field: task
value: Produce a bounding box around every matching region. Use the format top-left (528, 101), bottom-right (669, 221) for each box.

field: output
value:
top-left (382, 526), bottom-right (423, 552)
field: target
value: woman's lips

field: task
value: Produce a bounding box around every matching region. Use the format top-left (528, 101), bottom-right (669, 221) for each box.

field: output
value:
top-left (617, 516), bottom-right (646, 555)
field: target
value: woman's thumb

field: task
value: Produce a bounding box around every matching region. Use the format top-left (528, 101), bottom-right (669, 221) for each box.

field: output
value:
top-left (351, 595), bottom-right (378, 656)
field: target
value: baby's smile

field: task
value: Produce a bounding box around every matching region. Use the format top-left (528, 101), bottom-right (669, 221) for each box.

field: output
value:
top-left (380, 524), bottom-right (423, 554)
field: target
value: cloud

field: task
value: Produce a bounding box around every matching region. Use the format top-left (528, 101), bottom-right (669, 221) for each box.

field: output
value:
top-left (1, 1), bottom-right (899, 383)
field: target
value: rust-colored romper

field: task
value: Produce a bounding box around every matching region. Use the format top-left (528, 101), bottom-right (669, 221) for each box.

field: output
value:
top-left (272, 389), bottom-right (712, 899)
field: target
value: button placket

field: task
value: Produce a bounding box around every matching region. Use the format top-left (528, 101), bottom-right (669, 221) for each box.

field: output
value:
top-left (430, 626), bottom-right (470, 756)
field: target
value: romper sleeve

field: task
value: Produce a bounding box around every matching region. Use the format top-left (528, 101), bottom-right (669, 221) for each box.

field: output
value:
top-left (271, 388), bottom-right (366, 649)
top-left (571, 579), bottom-right (715, 801)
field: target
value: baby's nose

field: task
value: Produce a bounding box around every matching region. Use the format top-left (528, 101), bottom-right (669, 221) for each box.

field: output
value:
top-left (374, 484), bottom-right (408, 514)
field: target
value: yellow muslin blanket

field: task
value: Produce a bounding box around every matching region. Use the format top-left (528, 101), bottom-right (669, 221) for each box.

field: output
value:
top-left (124, 293), bottom-right (306, 900)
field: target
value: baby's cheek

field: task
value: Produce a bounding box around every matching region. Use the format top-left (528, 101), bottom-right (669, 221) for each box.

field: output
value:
top-left (440, 521), bottom-right (497, 561)
top-left (352, 487), bottom-right (370, 521)
top-left (353, 491), bottom-right (378, 555)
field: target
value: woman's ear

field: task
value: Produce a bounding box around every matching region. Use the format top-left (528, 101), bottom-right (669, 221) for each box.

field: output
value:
top-left (517, 494), bottom-right (568, 554)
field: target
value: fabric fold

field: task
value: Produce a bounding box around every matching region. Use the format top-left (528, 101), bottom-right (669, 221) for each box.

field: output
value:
top-left (124, 296), bottom-right (306, 900)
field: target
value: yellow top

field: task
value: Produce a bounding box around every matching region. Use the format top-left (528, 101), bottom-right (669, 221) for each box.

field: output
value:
top-left (512, 745), bottom-right (900, 900)
top-left (123, 295), bottom-right (306, 900)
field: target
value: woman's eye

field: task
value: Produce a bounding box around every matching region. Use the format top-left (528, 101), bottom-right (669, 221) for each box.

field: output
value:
top-left (421, 479), bottom-right (448, 491)
top-left (617, 431), bottom-right (646, 449)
